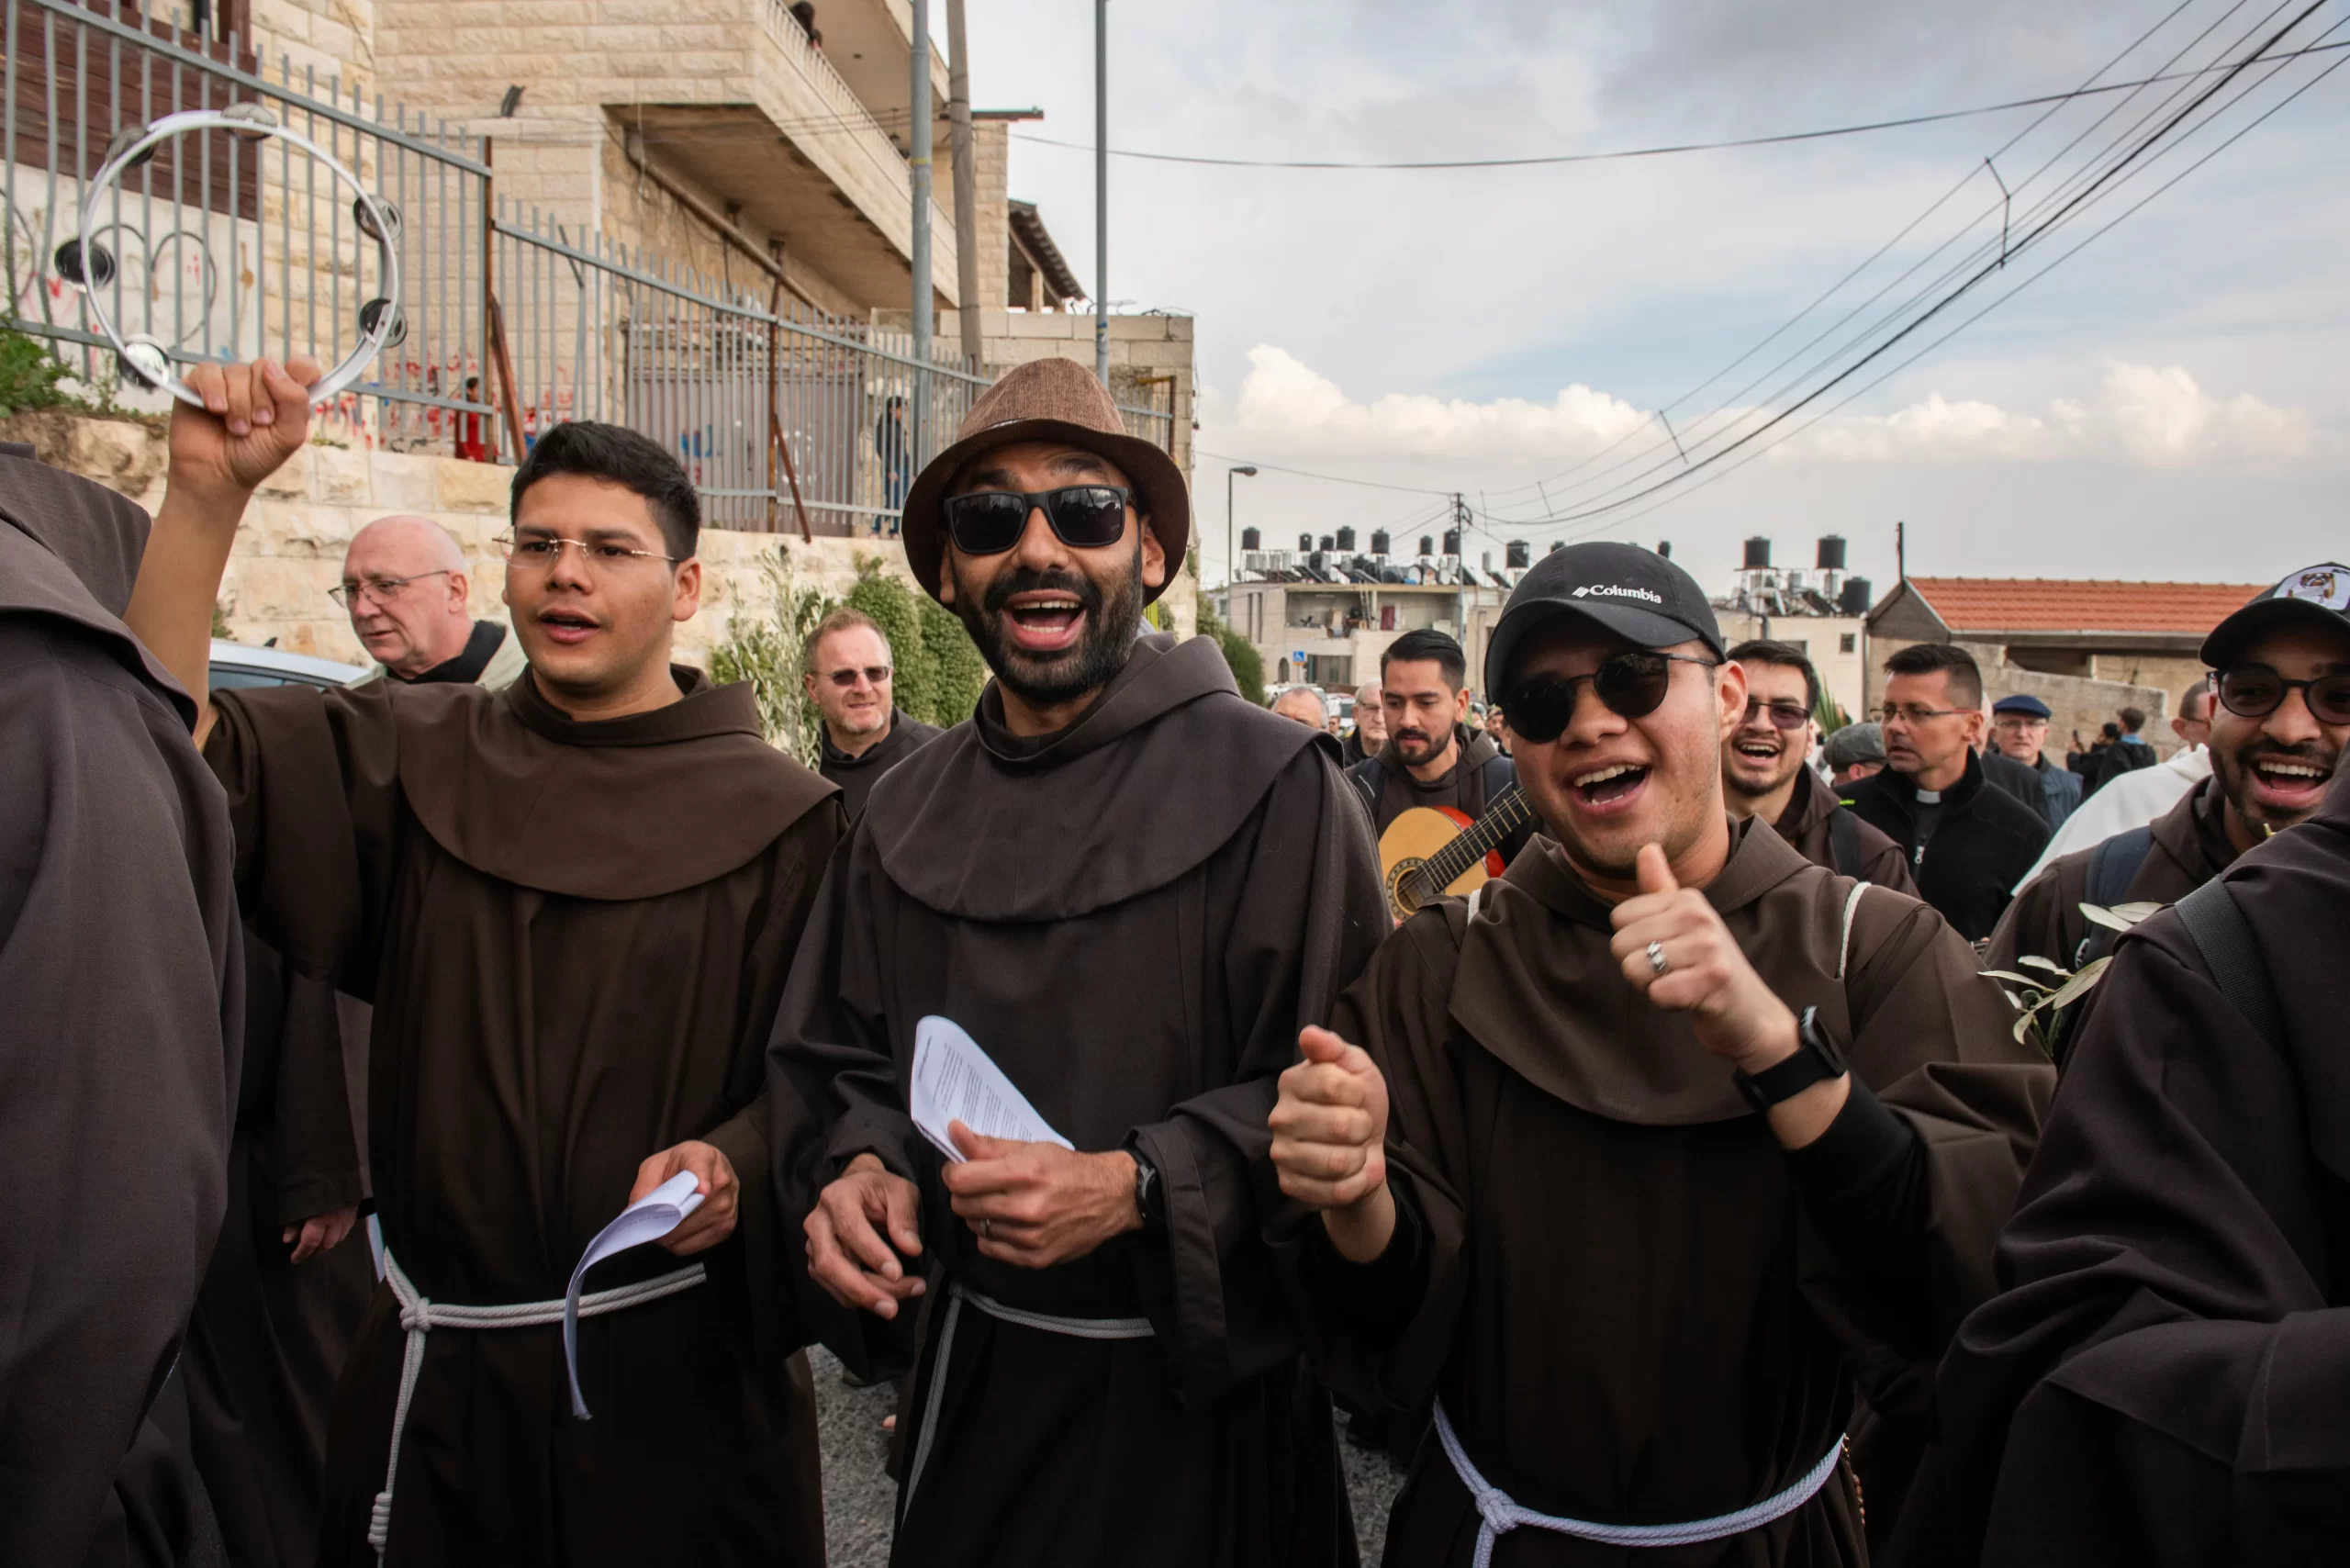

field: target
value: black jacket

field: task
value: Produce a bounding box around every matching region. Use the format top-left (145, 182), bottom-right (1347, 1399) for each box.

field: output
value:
top-left (1980, 746), bottom-right (2052, 824)
top-left (1841, 751), bottom-right (2052, 942)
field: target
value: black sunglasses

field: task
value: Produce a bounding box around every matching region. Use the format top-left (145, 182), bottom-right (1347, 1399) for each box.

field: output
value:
top-left (1504, 653), bottom-right (1719, 744)
top-left (942, 486), bottom-right (1133, 555)
top-left (2214, 666), bottom-right (2350, 726)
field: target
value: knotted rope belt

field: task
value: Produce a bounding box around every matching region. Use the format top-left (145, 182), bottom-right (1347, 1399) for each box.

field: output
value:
top-left (1434, 1400), bottom-right (1845, 1566)
top-left (901, 1281), bottom-right (1157, 1508)
top-left (367, 1249), bottom-right (705, 1562)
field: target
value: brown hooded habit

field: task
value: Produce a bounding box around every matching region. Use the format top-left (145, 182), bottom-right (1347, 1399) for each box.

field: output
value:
top-left (1942, 766), bottom-right (2350, 1565)
top-left (202, 665), bottom-right (842, 1566)
top-left (769, 632), bottom-right (1388, 1567)
top-left (1277, 824), bottom-right (2051, 1566)
top-left (0, 451), bottom-right (241, 1567)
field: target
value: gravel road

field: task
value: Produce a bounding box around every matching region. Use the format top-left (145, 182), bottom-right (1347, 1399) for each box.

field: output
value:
top-left (810, 1345), bottom-right (1409, 1566)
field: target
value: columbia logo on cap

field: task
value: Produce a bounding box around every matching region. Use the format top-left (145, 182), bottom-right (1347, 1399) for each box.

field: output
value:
top-left (1572, 584), bottom-right (1664, 604)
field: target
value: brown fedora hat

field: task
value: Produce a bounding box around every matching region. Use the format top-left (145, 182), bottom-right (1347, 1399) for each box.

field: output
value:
top-left (900, 356), bottom-right (1190, 603)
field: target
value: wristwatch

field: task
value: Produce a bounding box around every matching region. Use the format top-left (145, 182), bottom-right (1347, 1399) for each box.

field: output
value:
top-left (1732, 1007), bottom-right (1847, 1112)
top-left (1128, 1144), bottom-right (1167, 1233)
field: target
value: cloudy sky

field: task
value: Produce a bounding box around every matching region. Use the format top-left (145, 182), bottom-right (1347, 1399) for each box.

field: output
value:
top-left (961, 0), bottom-right (2349, 599)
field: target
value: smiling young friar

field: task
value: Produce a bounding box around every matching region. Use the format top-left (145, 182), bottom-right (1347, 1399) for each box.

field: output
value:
top-left (1266, 542), bottom-right (2053, 1566)
top-left (122, 375), bottom-right (843, 1567)
top-left (770, 356), bottom-right (1386, 1568)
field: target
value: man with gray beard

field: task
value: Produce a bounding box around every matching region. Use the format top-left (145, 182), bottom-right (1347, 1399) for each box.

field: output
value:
top-left (771, 357), bottom-right (1386, 1567)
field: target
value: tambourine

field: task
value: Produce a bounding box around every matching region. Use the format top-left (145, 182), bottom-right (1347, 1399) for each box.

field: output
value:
top-left (76, 104), bottom-right (402, 409)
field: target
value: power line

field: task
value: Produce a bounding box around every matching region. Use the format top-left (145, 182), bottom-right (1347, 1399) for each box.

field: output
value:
top-left (1479, 0), bottom-right (2254, 510)
top-left (1007, 38), bottom-right (2349, 171)
top-left (1480, 6), bottom-right (2344, 537)
top-left (1192, 449), bottom-right (1460, 496)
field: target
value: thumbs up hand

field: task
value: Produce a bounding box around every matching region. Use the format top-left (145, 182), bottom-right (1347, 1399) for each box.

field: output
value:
top-left (1607, 843), bottom-right (1800, 1074)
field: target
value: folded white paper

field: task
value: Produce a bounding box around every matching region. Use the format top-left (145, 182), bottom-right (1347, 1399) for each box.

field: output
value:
top-left (564, 1171), bottom-right (704, 1418)
top-left (911, 1014), bottom-right (1072, 1162)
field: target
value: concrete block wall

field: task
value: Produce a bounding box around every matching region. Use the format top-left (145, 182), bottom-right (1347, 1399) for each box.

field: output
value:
top-left (1869, 635), bottom-right (2177, 762)
top-left (7, 409), bottom-right (1196, 669)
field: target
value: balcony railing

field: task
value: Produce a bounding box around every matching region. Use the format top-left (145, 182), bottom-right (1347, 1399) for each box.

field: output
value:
top-left (750, 0), bottom-right (954, 295)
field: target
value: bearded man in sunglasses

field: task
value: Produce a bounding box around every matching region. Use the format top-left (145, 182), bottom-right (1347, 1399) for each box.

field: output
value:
top-left (1985, 564), bottom-right (2350, 1068)
top-left (1267, 542), bottom-right (2049, 1567)
top-left (772, 356), bottom-right (1385, 1568)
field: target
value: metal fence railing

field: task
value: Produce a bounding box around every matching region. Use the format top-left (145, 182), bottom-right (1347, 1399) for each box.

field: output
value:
top-left (5, 0), bottom-right (1181, 535)
top-left (4, 0), bottom-right (497, 450)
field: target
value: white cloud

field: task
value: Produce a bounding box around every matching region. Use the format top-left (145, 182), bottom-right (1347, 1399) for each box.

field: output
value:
top-left (1225, 344), bottom-right (1649, 460)
top-left (1216, 349), bottom-right (2313, 471)
top-left (1789, 362), bottom-right (2314, 464)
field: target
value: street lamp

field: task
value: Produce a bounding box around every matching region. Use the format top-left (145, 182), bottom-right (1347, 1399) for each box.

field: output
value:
top-left (1225, 465), bottom-right (1258, 594)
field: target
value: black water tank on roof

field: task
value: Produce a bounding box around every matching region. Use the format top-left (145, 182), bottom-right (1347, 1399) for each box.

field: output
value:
top-left (1240, 527), bottom-right (1261, 552)
top-left (1370, 530), bottom-right (1391, 555)
top-left (1335, 526), bottom-right (1357, 551)
top-left (1443, 529), bottom-right (1462, 556)
top-left (1838, 577), bottom-right (1874, 616)
top-left (1817, 534), bottom-right (1847, 571)
top-left (1505, 540), bottom-right (1530, 568)
top-left (1742, 536), bottom-right (1772, 569)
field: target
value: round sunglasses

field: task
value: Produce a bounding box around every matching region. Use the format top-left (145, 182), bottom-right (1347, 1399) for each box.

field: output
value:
top-left (2214, 665), bottom-right (2350, 726)
top-left (943, 485), bottom-right (1132, 555)
top-left (1503, 653), bottom-right (1718, 744)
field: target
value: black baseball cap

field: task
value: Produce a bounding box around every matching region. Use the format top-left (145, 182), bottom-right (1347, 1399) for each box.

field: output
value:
top-left (2201, 563), bottom-right (2350, 668)
top-left (1484, 542), bottom-right (1726, 696)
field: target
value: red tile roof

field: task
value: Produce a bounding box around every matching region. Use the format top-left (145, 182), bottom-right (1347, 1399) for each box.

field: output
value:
top-left (1904, 577), bottom-right (2266, 636)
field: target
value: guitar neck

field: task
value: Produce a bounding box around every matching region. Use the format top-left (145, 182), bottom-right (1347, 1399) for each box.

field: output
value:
top-left (1419, 783), bottom-right (1529, 891)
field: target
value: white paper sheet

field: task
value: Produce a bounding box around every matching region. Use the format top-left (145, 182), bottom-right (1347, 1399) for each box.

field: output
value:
top-left (911, 1014), bottom-right (1072, 1162)
top-left (564, 1170), bottom-right (705, 1418)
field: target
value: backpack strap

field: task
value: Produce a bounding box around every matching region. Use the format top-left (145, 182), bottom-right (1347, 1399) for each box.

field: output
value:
top-left (1827, 807), bottom-right (1863, 881)
top-left (1478, 751), bottom-right (1516, 810)
top-left (1349, 756), bottom-right (1383, 821)
top-left (2086, 825), bottom-right (2155, 909)
top-left (2171, 879), bottom-right (2287, 1054)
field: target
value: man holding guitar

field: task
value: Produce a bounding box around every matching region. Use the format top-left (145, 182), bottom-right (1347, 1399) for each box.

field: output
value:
top-left (1348, 629), bottom-right (1537, 920)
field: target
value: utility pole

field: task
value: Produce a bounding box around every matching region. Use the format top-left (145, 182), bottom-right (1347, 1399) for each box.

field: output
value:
top-left (911, 0), bottom-right (934, 460)
top-left (946, 0), bottom-right (980, 371)
top-left (1093, 0), bottom-right (1109, 383)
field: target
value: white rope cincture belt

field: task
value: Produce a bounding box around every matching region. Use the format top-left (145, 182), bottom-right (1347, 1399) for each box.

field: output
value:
top-left (1434, 1400), bottom-right (1845, 1566)
top-left (366, 1248), bottom-right (705, 1562)
top-left (901, 1281), bottom-right (1155, 1509)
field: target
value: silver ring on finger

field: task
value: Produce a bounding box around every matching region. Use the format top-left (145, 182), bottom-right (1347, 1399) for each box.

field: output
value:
top-left (1646, 939), bottom-right (1670, 978)
top-left (979, 1218), bottom-right (992, 1238)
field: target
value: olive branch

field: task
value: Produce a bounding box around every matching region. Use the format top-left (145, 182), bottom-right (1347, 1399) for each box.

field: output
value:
top-left (1982, 901), bottom-right (2163, 1055)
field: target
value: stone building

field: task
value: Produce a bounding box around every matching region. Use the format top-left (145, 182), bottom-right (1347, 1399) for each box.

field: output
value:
top-left (1865, 577), bottom-right (2264, 756)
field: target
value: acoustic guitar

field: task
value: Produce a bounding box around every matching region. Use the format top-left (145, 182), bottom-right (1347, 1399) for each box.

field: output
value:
top-left (1376, 781), bottom-right (1533, 922)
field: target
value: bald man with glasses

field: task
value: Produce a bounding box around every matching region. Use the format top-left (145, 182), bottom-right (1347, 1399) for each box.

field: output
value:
top-left (803, 606), bottom-right (941, 820)
top-left (336, 514), bottom-right (525, 689)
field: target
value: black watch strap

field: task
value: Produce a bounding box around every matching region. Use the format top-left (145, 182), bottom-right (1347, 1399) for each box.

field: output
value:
top-left (1128, 1144), bottom-right (1167, 1233)
top-left (1733, 1007), bottom-right (1848, 1112)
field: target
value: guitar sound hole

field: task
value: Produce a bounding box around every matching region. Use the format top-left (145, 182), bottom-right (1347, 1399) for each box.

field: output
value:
top-left (1389, 858), bottom-right (1427, 914)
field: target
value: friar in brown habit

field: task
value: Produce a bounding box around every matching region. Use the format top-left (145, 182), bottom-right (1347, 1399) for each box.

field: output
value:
top-left (774, 356), bottom-right (1388, 1567)
top-left (0, 444), bottom-right (240, 1566)
top-left (121, 362), bottom-right (842, 1566)
top-left (1268, 542), bottom-right (2052, 1567)
top-left (1942, 633), bottom-right (2350, 1565)
top-left (184, 518), bottom-right (538, 1568)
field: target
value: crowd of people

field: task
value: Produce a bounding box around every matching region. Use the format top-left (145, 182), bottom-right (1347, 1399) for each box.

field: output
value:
top-left (4, 350), bottom-right (2346, 1568)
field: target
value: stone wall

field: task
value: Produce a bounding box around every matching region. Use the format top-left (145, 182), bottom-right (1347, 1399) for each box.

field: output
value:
top-left (1869, 634), bottom-right (2177, 761)
top-left (6, 408), bottom-right (1196, 663)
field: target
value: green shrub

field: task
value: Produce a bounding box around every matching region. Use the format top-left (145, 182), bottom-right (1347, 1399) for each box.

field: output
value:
top-left (0, 326), bottom-right (81, 418)
top-left (845, 558), bottom-right (990, 728)
top-left (1198, 601), bottom-right (1264, 700)
top-left (707, 554), bottom-right (833, 765)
